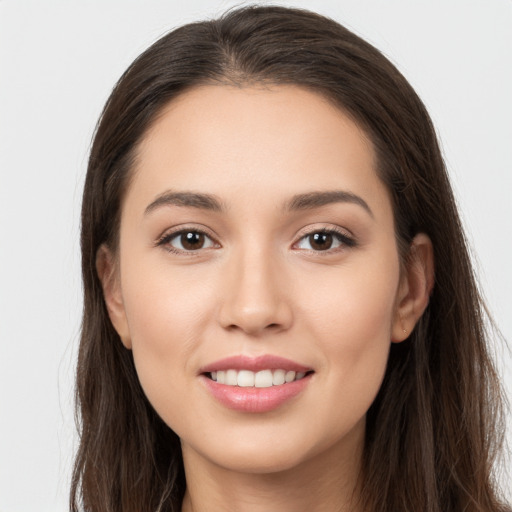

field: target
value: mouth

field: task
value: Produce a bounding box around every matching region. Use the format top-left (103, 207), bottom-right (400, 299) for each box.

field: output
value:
top-left (206, 369), bottom-right (313, 388)
top-left (199, 355), bottom-right (314, 412)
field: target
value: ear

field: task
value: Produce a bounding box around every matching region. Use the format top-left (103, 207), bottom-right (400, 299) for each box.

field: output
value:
top-left (96, 244), bottom-right (132, 349)
top-left (391, 233), bottom-right (434, 343)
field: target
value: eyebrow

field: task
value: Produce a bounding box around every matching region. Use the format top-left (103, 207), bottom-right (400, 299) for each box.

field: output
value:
top-left (144, 189), bottom-right (373, 218)
top-left (286, 191), bottom-right (374, 218)
top-left (144, 191), bottom-right (224, 215)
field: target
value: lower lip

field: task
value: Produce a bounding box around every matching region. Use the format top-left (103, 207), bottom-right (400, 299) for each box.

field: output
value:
top-left (201, 374), bottom-right (312, 413)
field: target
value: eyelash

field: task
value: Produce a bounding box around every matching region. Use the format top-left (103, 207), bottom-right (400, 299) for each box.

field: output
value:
top-left (155, 226), bottom-right (356, 255)
top-left (156, 227), bottom-right (218, 255)
top-left (293, 227), bottom-right (357, 253)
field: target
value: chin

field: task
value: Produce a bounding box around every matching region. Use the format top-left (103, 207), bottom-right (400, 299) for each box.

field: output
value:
top-left (181, 418), bottom-right (364, 477)
top-left (208, 445), bottom-right (312, 475)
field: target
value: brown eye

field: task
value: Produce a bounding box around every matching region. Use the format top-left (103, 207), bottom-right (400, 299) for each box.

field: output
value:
top-left (180, 231), bottom-right (205, 250)
top-left (308, 232), bottom-right (333, 251)
top-left (295, 229), bottom-right (355, 252)
top-left (162, 230), bottom-right (216, 252)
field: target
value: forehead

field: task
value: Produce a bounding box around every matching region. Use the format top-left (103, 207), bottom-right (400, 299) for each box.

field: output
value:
top-left (126, 84), bottom-right (391, 220)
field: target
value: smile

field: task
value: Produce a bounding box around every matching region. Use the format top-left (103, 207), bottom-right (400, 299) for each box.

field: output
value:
top-left (210, 369), bottom-right (308, 387)
top-left (200, 355), bottom-right (314, 412)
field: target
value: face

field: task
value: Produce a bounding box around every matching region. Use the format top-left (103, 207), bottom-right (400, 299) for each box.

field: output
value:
top-left (100, 85), bottom-right (419, 476)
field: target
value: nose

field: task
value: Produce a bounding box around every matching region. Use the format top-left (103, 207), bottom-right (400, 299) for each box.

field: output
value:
top-left (217, 246), bottom-right (293, 336)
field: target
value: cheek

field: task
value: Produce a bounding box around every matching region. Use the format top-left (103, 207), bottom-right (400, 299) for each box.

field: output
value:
top-left (122, 256), bottom-right (216, 344)
top-left (302, 253), bottom-right (398, 339)
top-left (119, 258), bottom-right (218, 408)
top-left (299, 253), bottom-right (399, 398)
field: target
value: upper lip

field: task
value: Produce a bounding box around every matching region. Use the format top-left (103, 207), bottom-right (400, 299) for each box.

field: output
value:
top-left (199, 355), bottom-right (312, 374)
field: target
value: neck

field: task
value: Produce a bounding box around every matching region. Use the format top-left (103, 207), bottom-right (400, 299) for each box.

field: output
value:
top-left (180, 423), bottom-right (365, 512)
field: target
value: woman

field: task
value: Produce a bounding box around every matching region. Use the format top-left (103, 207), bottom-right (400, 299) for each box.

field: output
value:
top-left (71, 5), bottom-right (509, 512)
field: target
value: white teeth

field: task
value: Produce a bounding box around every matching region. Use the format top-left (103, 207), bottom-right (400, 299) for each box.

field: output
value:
top-left (272, 369), bottom-right (285, 385)
top-left (237, 370), bottom-right (255, 387)
top-left (254, 370), bottom-right (273, 388)
top-left (226, 369), bottom-right (238, 386)
top-left (210, 369), bottom-right (309, 387)
top-left (285, 371), bottom-right (296, 383)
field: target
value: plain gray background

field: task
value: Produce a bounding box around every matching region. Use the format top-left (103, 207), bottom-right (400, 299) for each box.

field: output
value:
top-left (0, 1), bottom-right (510, 510)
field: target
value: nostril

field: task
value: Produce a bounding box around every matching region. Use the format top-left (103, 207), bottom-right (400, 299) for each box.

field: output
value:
top-left (224, 322), bottom-right (283, 333)
top-left (218, 299), bottom-right (293, 335)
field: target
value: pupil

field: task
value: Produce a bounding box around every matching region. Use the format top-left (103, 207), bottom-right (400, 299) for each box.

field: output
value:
top-left (182, 232), bottom-right (204, 250)
top-left (310, 232), bottom-right (332, 250)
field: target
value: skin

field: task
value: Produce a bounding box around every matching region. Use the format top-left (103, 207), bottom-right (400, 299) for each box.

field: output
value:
top-left (97, 85), bottom-right (433, 512)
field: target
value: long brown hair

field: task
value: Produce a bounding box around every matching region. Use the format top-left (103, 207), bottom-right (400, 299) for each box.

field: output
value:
top-left (71, 5), bottom-right (509, 511)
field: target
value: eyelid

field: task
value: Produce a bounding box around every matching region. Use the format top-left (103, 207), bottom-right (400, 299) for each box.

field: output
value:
top-left (154, 223), bottom-right (355, 254)
top-left (292, 224), bottom-right (357, 251)
top-left (155, 225), bottom-right (221, 253)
